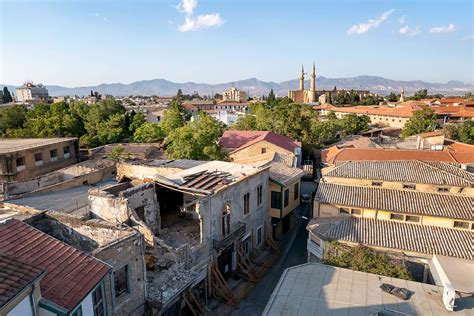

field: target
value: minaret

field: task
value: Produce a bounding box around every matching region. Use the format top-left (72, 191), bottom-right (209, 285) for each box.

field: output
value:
top-left (310, 61), bottom-right (316, 92)
top-left (400, 87), bottom-right (405, 102)
top-left (299, 65), bottom-right (305, 91)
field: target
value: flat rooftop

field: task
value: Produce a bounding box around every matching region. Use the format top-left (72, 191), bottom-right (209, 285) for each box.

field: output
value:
top-left (0, 138), bottom-right (77, 154)
top-left (8, 179), bottom-right (117, 214)
top-left (263, 263), bottom-right (474, 316)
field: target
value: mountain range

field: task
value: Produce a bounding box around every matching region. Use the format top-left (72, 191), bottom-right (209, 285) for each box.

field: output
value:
top-left (3, 76), bottom-right (473, 97)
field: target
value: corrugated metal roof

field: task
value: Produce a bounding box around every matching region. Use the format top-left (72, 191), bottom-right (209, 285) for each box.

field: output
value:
top-left (0, 220), bottom-right (110, 312)
top-left (0, 254), bottom-right (45, 308)
top-left (316, 182), bottom-right (472, 220)
top-left (308, 217), bottom-right (472, 260)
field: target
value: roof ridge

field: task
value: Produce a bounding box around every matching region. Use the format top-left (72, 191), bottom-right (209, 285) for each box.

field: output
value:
top-left (416, 160), bottom-right (473, 185)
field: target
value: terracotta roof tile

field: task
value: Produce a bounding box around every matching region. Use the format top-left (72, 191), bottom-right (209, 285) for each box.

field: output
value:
top-left (308, 217), bottom-right (472, 260)
top-left (0, 254), bottom-right (45, 308)
top-left (219, 131), bottom-right (301, 153)
top-left (316, 182), bottom-right (472, 220)
top-left (0, 220), bottom-right (111, 312)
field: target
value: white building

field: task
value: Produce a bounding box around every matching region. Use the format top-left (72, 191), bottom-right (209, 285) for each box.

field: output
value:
top-left (16, 82), bottom-right (49, 102)
top-left (222, 87), bottom-right (248, 103)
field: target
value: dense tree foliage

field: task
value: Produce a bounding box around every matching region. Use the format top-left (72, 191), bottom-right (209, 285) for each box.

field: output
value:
top-left (386, 92), bottom-right (398, 102)
top-left (165, 112), bottom-right (225, 160)
top-left (133, 122), bottom-right (165, 143)
top-left (2, 87), bottom-right (13, 103)
top-left (443, 121), bottom-right (474, 144)
top-left (401, 107), bottom-right (438, 137)
top-left (160, 100), bottom-right (187, 135)
top-left (0, 104), bottom-right (27, 134)
top-left (324, 245), bottom-right (413, 280)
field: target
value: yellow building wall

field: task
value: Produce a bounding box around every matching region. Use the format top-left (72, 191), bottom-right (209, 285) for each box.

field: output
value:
top-left (229, 140), bottom-right (295, 163)
top-left (316, 202), bottom-right (473, 230)
top-left (269, 179), bottom-right (301, 219)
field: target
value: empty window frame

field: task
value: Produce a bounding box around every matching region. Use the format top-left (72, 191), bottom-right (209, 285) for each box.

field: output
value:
top-left (453, 221), bottom-right (470, 229)
top-left (16, 157), bottom-right (25, 167)
top-left (405, 215), bottom-right (420, 223)
top-left (294, 182), bottom-right (299, 200)
top-left (284, 189), bottom-right (289, 207)
top-left (50, 149), bottom-right (57, 159)
top-left (339, 207), bottom-right (350, 215)
top-left (271, 191), bottom-right (281, 209)
top-left (34, 152), bottom-right (43, 162)
top-left (438, 187), bottom-right (449, 193)
top-left (371, 181), bottom-right (382, 187)
top-left (113, 265), bottom-right (129, 297)
top-left (243, 192), bottom-right (250, 215)
top-left (402, 184), bottom-right (416, 190)
top-left (257, 185), bottom-right (263, 206)
top-left (390, 213), bottom-right (405, 221)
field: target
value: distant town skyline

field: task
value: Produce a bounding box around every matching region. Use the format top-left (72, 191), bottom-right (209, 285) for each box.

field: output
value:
top-left (1, 0), bottom-right (473, 86)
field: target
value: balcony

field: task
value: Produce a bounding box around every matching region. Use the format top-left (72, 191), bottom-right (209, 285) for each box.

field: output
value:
top-left (213, 222), bottom-right (246, 251)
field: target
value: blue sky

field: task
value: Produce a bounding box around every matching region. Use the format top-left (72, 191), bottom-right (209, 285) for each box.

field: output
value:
top-left (1, 0), bottom-right (472, 86)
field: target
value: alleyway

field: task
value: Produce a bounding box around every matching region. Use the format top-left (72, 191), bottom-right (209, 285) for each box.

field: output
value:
top-left (230, 181), bottom-right (316, 315)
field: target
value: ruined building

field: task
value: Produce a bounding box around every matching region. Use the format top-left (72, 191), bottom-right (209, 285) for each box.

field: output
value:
top-left (88, 159), bottom-right (276, 314)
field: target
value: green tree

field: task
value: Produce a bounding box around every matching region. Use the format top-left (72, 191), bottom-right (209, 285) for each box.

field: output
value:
top-left (108, 144), bottom-right (124, 162)
top-left (324, 245), bottom-right (413, 280)
top-left (267, 89), bottom-right (276, 106)
top-left (442, 123), bottom-right (459, 140)
top-left (401, 107), bottom-right (438, 137)
top-left (387, 92), bottom-right (398, 102)
top-left (161, 100), bottom-right (187, 136)
top-left (0, 104), bottom-right (27, 134)
top-left (96, 113), bottom-right (126, 145)
top-left (457, 121), bottom-right (474, 144)
top-left (339, 114), bottom-right (370, 137)
top-left (411, 89), bottom-right (428, 100)
top-left (231, 114), bottom-right (257, 130)
top-left (327, 111), bottom-right (337, 121)
top-left (165, 112), bottom-right (225, 160)
top-left (2, 87), bottom-right (13, 103)
top-left (310, 120), bottom-right (339, 148)
top-left (133, 122), bottom-right (165, 143)
top-left (129, 111), bottom-right (146, 134)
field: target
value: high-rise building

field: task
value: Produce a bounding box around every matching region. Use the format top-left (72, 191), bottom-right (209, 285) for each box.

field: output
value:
top-left (16, 82), bottom-right (49, 102)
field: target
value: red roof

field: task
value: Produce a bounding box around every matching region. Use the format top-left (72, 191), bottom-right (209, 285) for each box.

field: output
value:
top-left (440, 98), bottom-right (467, 104)
top-left (0, 254), bottom-right (45, 308)
top-left (219, 131), bottom-right (301, 153)
top-left (0, 220), bottom-right (110, 312)
top-left (323, 148), bottom-right (474, 164)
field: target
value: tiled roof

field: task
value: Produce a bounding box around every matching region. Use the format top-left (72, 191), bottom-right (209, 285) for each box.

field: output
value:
top-left (325, 160), bottom-right (474, 187)
top-left (0, 254), bottom-right (45, 308)
top-left (324, 148), bottom-right (474, 164)
top-left (316, 182), bottom-right (472, 220)
top-left (308, 217), bottom-right (472, 260)
top-left (219, 131), bottom-right (301, 153)
top-left (267, 163), bottom-right (305, 186)
top-left (0, 220), bottom-right (111, 312)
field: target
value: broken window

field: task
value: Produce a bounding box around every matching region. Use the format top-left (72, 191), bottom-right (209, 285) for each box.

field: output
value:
top-left (271, 191), bottom-right (281, 209)
top-left (113, 265), bottom-right (129, 297)
top-left (284, 189), bottom-right (289, 207)
top-left (50, 149), bottom-right (57, 159)
top-left (34, 152), bottom-right (42, 162)
top-left (63, 146), bottom-right (70, 154)
top-left (135, 205), bottom-right (145, 220)
top-left (257, 185), bottom-right (263, 206)
top-left (243, 192), bottom-right (250, 215)
top-left (92, 285), bottom-right (105, 316)
top-left (222, 207), bottom-right (230, 237)
top-left (16, 157), bottom-right (25, 171)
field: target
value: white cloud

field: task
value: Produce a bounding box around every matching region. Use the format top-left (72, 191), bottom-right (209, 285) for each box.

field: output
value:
top-left (399, 15), bottom-right (406, 24)
top-left (177, 0), bottom-right (198, 16)
top-left (399, 25), bottom-right (421, 36)
top-left (462, 35), bottom-right (474, 41)
top-left (347, 9), bottom-right (394, 35)
top-left (430, 23), bottom-right (456, 33)
top-left (178, 13), bottom-right (224, 32)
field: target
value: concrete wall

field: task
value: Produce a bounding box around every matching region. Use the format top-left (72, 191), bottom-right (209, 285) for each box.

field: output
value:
top-left (95, 234), bottom-right (147, 316)
top-left (229, 140), bottom-right (295, 164)
top-left (199, 168), bottom-right (270, 252)
top-left (117, 163), bottom-right (187, 180)
top-left (0, 139), bottom-right (78, 182)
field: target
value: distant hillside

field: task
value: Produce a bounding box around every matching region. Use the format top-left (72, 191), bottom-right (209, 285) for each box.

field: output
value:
top-left (3, 76), bottom-right (472, 97)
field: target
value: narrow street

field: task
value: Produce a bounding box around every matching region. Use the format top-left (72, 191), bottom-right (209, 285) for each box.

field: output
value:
top-left (231, 182), bottom-right (315, 315)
